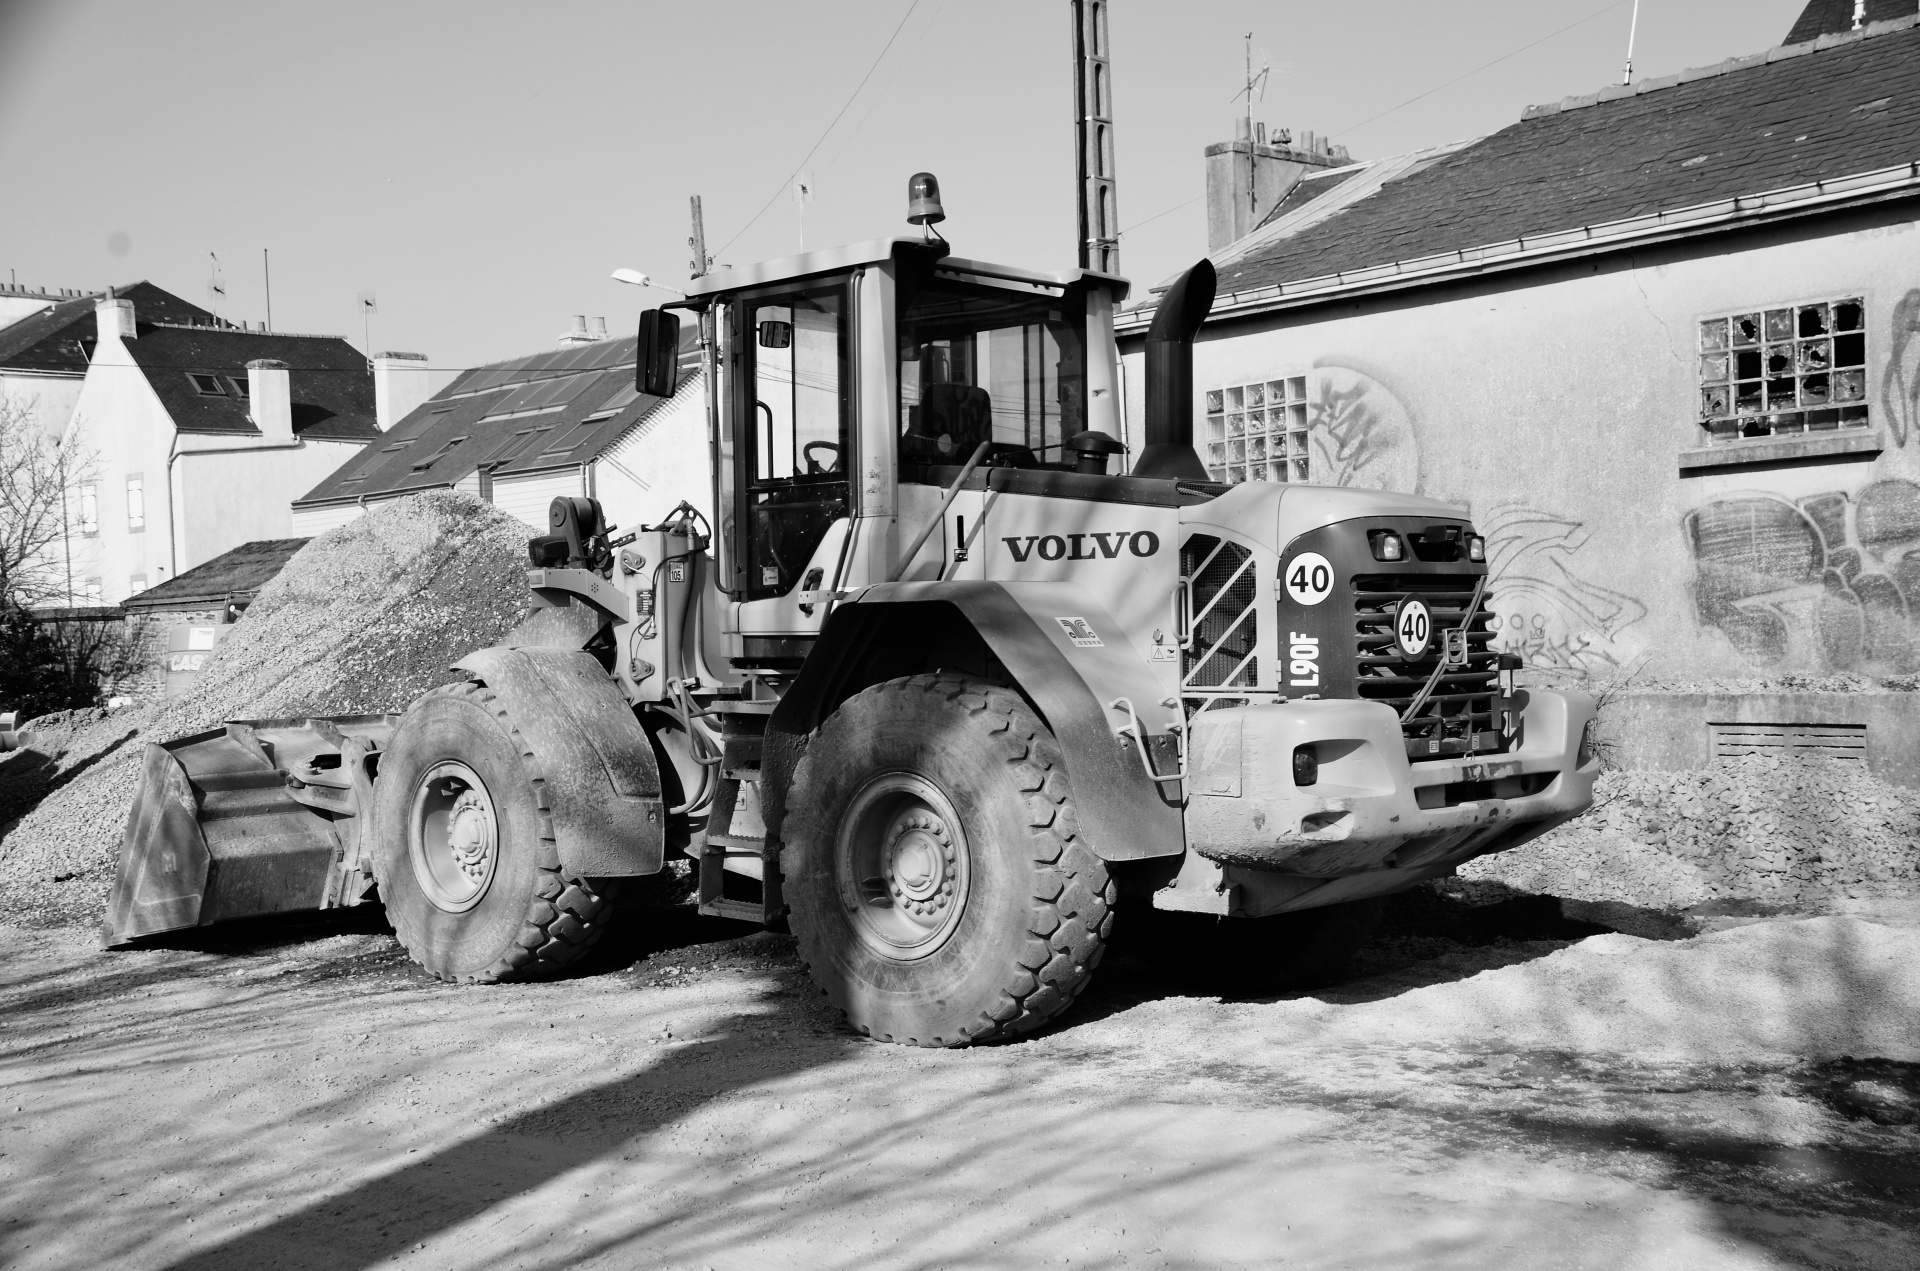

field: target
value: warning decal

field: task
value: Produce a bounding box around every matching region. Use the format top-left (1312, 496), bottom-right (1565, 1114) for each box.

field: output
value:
top-left (1055, 616), bottom-right (1103, 648)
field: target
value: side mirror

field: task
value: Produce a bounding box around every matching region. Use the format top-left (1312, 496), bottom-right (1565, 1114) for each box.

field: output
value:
top-left (637, 309), bottom-right (680, 397)
top-left (757, 319), bottom-right (792, 349)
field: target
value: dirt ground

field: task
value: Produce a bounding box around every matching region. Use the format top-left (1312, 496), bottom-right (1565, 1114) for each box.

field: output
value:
top-left (3, 887), bottom-right (1917, 1271)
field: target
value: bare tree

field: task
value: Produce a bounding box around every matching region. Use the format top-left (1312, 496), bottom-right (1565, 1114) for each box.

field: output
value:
top-left (0, 395), bottom-right (95, 610)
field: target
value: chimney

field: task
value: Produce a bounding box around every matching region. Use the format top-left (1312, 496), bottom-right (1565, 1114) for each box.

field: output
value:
top-left (558, 315), bottom-right (591, 346)
top-left (96, 294), bottom-right (136, 342)
top-left (588, 316), bottom-right (608, 341)
top-left (247, 359), bottom-right (292, 442)
top-left (372, 351), bottom-right (431, 431)
top-left (1204, 122), bottom-right (1358, 252)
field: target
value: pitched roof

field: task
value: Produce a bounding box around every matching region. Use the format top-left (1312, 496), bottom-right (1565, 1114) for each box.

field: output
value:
top-left (123, 327), bottom-right (380, 442)
top-left (1784, 0), bottom-right (1914, 44)
top-left (294, 330), bottom-right (702, 507)
top-left (1208, 18), bottom-right (1920, 303)
top-left (121, 538), bottom-right (309, 611)
top-left (0, 282), bottom-right (212, 375)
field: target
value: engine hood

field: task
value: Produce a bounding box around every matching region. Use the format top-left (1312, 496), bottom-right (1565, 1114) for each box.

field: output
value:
top-left (1178, 482), bottom-right (1472, 553)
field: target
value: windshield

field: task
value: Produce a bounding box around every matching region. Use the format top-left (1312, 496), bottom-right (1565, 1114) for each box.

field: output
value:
top-left (897, 278), bottom-right (1085, 472)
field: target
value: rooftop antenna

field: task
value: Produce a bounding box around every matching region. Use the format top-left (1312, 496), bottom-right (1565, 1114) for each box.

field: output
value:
top-left (357, 292), bottom-right (377, 356)
top-left (1622, 0), bottom-right (1641, 85)
top-left (1231, 33), bottom-right (1271, 218)
top-left (1852, 0), bottom-right (1866, 30)
top-left (793, 172), bottom-right (814, 254)
top-left (206, 252), bottom-right (225, 320)
top-left (262, 248), bottom-right (273, 332)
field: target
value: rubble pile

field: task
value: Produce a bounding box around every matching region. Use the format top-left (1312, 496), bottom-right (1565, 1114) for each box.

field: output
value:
top-left (0, 491), bottom-right (538, 928)
top-left (1466, 755), bottom-right (1920, 912)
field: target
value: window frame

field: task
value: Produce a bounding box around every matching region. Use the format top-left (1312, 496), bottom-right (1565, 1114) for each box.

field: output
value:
top-left (186, 372), bottom-right (227, 396)
top-left (1203, 375), bottom-right (1311, 485)
top-left (126, 474), bottom-right (145, 534)
top-left (77, 481), bottom-right (98, 537)
top-left (1695, 296), bottom-right (1868, 445)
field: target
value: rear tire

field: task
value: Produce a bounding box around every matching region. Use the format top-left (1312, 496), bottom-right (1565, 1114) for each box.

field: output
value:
top-left (371, 680), bottom-right (619, 982)
top-left (782, 673), bottom-right (1114, 1046)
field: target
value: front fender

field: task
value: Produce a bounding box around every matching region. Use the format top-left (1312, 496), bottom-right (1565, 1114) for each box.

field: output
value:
top-left (452, 647), bottom-right (664, 878)
top-left (769, 580), bottom-right (1185, 862)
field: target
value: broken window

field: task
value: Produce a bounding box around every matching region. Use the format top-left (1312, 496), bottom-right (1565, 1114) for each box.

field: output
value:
top-left (1698, 298), bottom-right (1867, 443)
top-left (1203, 375), bottom-right (1310, 484)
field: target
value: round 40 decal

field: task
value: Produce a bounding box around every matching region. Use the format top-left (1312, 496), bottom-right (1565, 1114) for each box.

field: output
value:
top-left (1283, 551), bottom-right (1334, 606)
top-left (1393, 596), bottom-right (1432, 659)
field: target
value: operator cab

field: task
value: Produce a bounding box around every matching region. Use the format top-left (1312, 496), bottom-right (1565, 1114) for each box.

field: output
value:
top-left (638, 209), bottom-right (1129, 648)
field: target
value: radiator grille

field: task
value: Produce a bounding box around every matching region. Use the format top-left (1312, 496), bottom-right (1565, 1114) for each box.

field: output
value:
top-left (1710, 721), bottom-right (1865, 762)
top-left (1353, 573), bottom-right (1506, 757)
top-left (1182, 534), bottom-right (1258, 692)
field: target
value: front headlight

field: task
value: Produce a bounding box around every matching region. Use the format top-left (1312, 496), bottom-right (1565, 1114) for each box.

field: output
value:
top-left (1466, 534), bottom-right (1486, 562)
top-left (1369, 530), bottom-right (1405, 562)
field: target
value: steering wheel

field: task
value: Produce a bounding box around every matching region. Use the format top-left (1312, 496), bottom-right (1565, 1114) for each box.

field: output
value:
top-left (803, 440), bottom-right (843, 475)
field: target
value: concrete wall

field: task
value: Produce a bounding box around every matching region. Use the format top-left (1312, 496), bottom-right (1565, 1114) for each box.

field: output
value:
top-left (1121, 201), bottom-right (1920, 687)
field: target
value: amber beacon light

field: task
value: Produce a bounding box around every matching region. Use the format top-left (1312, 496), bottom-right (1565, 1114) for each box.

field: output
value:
top-left (907, 172), bottom-right (945, 226)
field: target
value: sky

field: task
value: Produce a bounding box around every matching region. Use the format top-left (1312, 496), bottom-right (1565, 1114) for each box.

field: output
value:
top-left (0, 0), bottom-right (1812, 372)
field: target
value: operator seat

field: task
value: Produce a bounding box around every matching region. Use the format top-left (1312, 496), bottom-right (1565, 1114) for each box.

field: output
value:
top-left (904, 381), bottom-right (993, 461)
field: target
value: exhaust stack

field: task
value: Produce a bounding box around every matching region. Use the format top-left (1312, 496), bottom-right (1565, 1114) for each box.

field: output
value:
top-left (1131, 258), bottom-right (1217, 481)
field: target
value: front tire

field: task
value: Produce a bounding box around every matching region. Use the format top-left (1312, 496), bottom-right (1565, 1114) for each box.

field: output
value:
top-left (782, 673), bottom-right (1114, 1046)
top-left (371, 681), bottom-right (618, 982)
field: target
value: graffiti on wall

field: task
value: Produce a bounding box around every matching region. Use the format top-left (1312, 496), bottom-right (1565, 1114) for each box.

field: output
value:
top-left (1883, 289), bottom-right (1920, 447)
top-left (1479, 506), bottom-right (1650, 672)
top-left (1685, 479), bottom-right (1920, 672)
top-left (1305, 361), bottom-right (1421, 493)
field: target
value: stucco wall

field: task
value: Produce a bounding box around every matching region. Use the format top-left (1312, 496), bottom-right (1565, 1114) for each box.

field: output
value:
top-left (173, 438), bottom-right (362, 571)
top-left (591, 371), bottom-right (711, 537)
top-left (1122, 202), bottom-right (1920, 687)
top-left (61, 329), bottom-right (177, 604)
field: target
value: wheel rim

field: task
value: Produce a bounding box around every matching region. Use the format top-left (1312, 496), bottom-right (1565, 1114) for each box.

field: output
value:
top-left (836, 772), bottom-right (971, 961)
top-left (408, 760), bottom-right (499, 913)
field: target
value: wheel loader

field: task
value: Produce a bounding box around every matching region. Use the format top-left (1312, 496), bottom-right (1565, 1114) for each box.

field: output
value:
top-left (104, 183), bottom-right (1599, 1046)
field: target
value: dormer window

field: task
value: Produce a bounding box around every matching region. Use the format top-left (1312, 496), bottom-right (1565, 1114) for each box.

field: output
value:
top-left (228, 375), bottom-right (249, 398)
top-left (187, 373), bottom-right (227, 396)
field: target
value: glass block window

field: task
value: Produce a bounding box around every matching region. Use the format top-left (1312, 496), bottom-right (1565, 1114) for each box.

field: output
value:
top-left (1203, 375), bottom-right (1310, 484)
top-left (1698, 298), bottom-right (1867, 443)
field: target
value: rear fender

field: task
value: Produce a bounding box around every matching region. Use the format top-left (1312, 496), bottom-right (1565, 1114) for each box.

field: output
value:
top-left (768, 580), bottom-right (1185, 862)
top-left (452, 647), bottom-right (664, 877)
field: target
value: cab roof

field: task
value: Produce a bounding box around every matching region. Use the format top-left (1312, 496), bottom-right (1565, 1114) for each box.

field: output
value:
top-left (680, 236), bottom-right (1129, 302)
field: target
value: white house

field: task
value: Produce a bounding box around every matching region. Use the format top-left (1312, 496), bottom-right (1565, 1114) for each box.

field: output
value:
top-left (60, 294), bottom-right (388, 604)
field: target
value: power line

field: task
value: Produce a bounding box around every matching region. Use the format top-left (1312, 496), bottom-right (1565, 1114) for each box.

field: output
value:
top-left (712, 0), bottom-right (924, 260)
top-left (1333, 0), bottom-right (1631, 140)
top-left (1118, 195), bottom-right (1202, 237)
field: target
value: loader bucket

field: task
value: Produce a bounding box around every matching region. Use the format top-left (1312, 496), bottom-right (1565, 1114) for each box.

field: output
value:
top-left (102, 716), bottom-right (397, 948)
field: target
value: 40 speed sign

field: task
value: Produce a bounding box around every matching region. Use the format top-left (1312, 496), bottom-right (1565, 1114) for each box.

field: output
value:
top-left (1392, 596), bottom-right (1432, 659)
top-left (1282, 552), bottom-right (1333, 605)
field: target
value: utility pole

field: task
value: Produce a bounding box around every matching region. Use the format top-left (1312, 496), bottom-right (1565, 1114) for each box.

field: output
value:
top-left (1069, 0), bottom-right (1119, 273)
top-left (689, 196), bottom-right (712, 279)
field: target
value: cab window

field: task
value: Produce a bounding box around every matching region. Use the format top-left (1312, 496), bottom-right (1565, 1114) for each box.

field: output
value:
top-left (897, 279), bottom-right (1085, 475)
top-left (737, 283), bottom-right (851, 599)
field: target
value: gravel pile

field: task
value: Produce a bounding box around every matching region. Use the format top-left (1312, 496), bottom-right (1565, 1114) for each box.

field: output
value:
top-left (0, 491), bottom-right (537, 929)
top-left (1269, 915), bottom-right (1920, 1062)
top-left (1465, 756), bottom-right (1920, 912)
